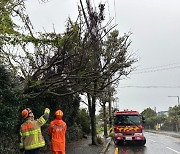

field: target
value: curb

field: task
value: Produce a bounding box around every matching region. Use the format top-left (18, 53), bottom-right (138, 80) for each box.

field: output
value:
top-left (99, 137), bottom-right (112, 154)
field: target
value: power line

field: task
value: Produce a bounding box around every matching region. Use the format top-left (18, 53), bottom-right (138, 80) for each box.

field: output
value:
top-left (135, 61), bottom-right (180, 71)
top-left (133, 65), bottom-right (180, 74)
top-left (119, 85), bottom-right (180, 88)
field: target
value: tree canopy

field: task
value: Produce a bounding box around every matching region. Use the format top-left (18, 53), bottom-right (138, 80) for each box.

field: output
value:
top-left (0, 0), bottom-right (137, 148)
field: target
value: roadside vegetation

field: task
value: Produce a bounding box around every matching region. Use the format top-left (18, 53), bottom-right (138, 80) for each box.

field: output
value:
top-left (0, 0), bottom-right (136, 152)
top-left (141, 107), bottom-right (180, 132)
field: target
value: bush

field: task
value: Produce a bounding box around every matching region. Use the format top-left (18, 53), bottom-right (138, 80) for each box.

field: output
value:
top-left (76, 109), bottom-right (91, 134)
top-left (66, 125), bottom-right (83, 142)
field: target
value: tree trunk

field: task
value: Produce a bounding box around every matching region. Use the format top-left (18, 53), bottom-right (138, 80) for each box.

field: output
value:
top-left (103, 101), bottom-right (108, 137)
top-left (90, 81), bottom-right (98, 145)
top-left (108, 83), bottom-right (112, 128)
top-left (87, 93), bottom-right (92, 117)
top-left (175, 121), bottom-right (179, 132)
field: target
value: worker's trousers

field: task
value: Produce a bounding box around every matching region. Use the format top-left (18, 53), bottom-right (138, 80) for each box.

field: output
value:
top-left (25, 148), bottom-right (40, 154)
top-left (52, 151), bottom-right (65, 154)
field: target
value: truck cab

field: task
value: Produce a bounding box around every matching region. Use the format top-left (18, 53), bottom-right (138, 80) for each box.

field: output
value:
top-left (113, 110), bottom-right (146, 145)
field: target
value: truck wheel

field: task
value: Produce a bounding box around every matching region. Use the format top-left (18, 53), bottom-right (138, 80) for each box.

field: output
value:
top-left (118, 141), bottom-right (124, 146)
top-left (113, 139), bottom-right (119, 145)
top-left (141, 137), bottom-right (146, 146)
top-left (114, 140), bottom-right (123, 145)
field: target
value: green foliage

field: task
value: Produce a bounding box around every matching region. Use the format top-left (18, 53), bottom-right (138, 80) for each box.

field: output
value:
top-left (141, 107), bottom-right (157, 118)
top-left (141, 107), bottom-right (157, 129)
top-left (155, 114), bottom-right (167, 124)
top-left (168, 105), bottom-right (180, 131)
top-left (0, 104), bottom-right (20, 134)
top-left (141, 106), bottom-right (180, 131)
top-left (97, 106), bottom-right (108, 120)
top-left (0, 0), bottom-right (137, 149)
top-left (21, 90), bottom-right (81, 128)
top-left (76, 108), bottom-right (91, 134)
top-left (96, 125), bottom-right (104, 134)
top-left (0, 0), bottom-right (16, 34)
top-left (0, 63), bottom-right (20, 135)
top-left (169, 105), bottom-right (180, 119)
top-left (160, 118), bottom-right (173, 131)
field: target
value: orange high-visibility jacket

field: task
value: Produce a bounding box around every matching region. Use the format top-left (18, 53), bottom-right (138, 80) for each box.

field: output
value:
top-left (49, 119), bottom-right (67, 152)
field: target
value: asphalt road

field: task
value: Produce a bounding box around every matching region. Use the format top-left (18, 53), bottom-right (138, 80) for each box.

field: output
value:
top-left (106, 132), bottom-right (180, 154)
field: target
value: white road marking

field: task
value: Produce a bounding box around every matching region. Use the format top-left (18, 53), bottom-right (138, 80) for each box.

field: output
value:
top-left (148, 139), bottom-right (156, 142)
top-left (166, 147), bottom-right (180, 154)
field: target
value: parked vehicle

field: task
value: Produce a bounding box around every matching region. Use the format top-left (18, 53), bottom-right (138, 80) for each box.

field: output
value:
top-left (113, 110), bottom-right (146, 145)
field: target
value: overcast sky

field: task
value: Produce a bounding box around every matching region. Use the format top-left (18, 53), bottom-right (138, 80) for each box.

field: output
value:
top-left (25, 0), bottom-right (180, 113)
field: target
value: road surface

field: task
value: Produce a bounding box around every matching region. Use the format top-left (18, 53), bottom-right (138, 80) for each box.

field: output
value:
top-left (106, 132), bottom-right (180, 154)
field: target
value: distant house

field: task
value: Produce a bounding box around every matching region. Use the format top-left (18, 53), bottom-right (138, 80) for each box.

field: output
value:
top-left (157, 111), bottom-right (168, 116)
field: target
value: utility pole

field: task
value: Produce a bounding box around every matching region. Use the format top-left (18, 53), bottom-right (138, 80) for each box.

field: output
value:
top-left (168, 96), bottom-right (179, 106)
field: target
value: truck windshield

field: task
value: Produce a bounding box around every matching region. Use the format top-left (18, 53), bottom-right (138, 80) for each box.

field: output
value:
top-left (114, 115), bottom-right (141, 126)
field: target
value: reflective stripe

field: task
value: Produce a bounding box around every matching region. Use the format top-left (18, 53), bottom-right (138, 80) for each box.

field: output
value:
top-left (56, 110), bottom-right (63, 116)
top-left (39, 116), bottom-right (46, 125)
top-left (34, 131), bottom-right (39, 143)
top-left (22, 128), bottom-right (41, 137)
top-left (25, 141), bottom-right (45, 150)
top-left (21, 127), bottom-right (45, 150)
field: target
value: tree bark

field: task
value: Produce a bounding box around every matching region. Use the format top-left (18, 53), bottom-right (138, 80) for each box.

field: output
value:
top-left (90, 81), bottom-right (98, 145)
top-left (87, 93), bottom-right (92, 117)
top-left (103, 101), bottom-right (108, 137)
top-left (108, 83), bottom-right (112, 128)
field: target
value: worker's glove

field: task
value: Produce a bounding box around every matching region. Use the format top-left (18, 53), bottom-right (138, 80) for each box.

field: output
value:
top-left (44, 108), bottom-right (50, 114)
top-left (20, 148), bottom-right (24, 153)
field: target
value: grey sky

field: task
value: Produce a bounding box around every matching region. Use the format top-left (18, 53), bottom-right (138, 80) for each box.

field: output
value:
top-left (25, 0), bottom-right (180, 113)
top-left (114, 0), bottom-right (180, 112)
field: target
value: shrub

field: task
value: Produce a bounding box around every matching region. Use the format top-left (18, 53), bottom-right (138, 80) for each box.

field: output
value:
top-left (76, 109), bottom-right (91, 134)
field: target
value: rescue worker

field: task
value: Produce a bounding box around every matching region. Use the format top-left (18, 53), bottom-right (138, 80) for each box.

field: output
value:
top-left (49, 109), bottom-right (67, 154)
top-left (19, 108), bottom-right (50, 154)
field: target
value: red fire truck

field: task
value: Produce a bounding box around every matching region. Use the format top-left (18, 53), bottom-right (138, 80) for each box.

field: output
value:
top-left (113, 110), bottom-right (146, 145)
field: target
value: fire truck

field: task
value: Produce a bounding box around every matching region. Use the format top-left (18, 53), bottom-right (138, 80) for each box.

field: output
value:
top-left (112, 110), bottom-right (146, 145)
